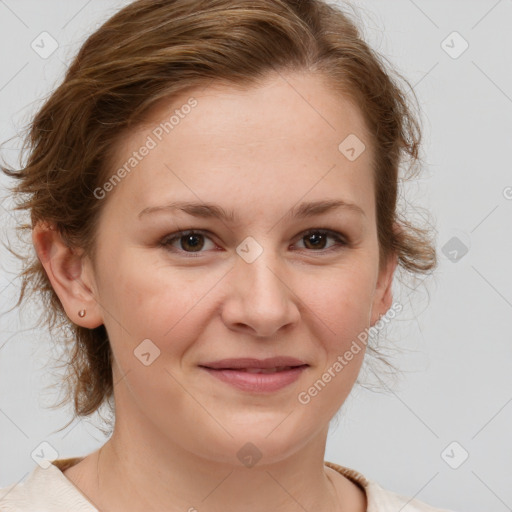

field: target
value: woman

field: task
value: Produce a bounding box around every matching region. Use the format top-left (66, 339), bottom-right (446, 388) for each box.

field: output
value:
top-left (0, 0), bottom-right (454, 510)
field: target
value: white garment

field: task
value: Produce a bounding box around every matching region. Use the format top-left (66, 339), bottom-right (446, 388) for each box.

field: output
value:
top-left (0, 458), bottom-right (456, 511)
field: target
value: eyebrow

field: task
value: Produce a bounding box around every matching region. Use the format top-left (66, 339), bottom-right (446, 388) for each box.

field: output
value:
top-left (138, 198), bottom-right (366, 221)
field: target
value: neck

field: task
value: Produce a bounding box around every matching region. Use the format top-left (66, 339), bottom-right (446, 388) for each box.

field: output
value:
top-left (86, 413), bottom-right (347, 512)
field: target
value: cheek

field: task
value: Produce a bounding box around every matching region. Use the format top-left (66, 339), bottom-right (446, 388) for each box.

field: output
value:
top-left (297, 261), bottom-right (376, 347)
top-left (98, 252), bottom-right (222, 358)
top-left (293, 268), bottom-right (373, 416)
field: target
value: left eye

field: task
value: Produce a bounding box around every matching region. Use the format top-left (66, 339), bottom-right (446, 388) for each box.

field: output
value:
top-left (294, 229), bottom-right (347, 251)
top-left (160, 229), bottom-right (347, 255)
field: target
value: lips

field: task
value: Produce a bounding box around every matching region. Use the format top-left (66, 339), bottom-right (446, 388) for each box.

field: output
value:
top-left (234, 366), bottom-right (299, 374)
top-left (199, 357), bottom-right (309, 392)
top-left (199, 357), bottom-right (308, 371)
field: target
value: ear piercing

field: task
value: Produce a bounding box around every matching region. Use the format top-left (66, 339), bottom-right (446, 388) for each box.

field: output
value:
top-left (78, 309), bottom-right (86, 318)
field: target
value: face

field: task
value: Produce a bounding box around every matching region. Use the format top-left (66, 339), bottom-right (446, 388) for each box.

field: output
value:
top-left (76, 71), bottom-right (396, 465)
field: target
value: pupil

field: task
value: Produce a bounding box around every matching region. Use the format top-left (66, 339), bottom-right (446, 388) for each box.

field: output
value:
top-left (306, 232), bottom-right (325, 249)
top-left (182, 234), bottom-right (203, 251)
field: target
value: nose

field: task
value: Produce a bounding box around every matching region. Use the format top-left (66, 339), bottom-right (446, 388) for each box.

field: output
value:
top-left (220, 248), bottom-right (301, 338)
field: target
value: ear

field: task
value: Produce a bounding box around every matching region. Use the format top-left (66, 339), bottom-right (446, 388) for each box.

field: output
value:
top-left (369, 248), bottom-right (398, 327)
top-left (32, 222), bottom-right (103, 328)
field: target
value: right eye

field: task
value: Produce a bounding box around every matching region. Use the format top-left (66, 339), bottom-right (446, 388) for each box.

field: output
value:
top-left (159, 230), bottom-right (218, 255)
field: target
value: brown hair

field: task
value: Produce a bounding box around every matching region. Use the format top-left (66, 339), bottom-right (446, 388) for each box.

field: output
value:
top-left (1, 0), bottom-right (436, 428)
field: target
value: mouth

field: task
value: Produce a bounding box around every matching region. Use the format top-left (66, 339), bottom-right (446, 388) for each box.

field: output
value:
top-left (209, 365), bottom-right (307, 373)
top-left (198, 357), bottom-right (309, 392)
top-left (199, 356), bottom-right (308, 370)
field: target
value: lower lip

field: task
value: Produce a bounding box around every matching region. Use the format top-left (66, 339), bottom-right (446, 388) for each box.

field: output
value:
top-left (200, 366), bottom-right (308, 392)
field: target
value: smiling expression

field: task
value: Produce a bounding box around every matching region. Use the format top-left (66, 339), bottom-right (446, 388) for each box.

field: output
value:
top-left (80, 70), bottom-right (396, 464)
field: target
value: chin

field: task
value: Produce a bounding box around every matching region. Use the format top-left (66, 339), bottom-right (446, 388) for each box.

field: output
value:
top-left (193, 420), bottom-right (317, 468)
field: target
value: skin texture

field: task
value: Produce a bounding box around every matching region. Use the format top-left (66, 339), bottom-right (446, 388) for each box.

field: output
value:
top-left (33, 70), bottom-right (397, 512)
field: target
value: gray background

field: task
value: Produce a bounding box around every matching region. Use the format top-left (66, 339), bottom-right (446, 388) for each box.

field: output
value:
top-left (0, 1), bottom-right (511, 511)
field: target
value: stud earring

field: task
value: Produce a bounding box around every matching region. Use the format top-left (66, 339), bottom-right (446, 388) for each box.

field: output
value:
top-left (78, 309), bottom-right (86, 318)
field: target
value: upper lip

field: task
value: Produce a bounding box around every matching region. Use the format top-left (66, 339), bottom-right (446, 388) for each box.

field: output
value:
top-left (199, 357), bottom-right (308, 370)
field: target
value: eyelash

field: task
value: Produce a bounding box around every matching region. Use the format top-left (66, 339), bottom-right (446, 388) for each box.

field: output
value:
top-left (158, 228), bottom-right (349, 257)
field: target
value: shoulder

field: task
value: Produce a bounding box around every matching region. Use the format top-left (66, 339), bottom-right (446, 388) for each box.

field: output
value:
top-left (325, 461), bottom-right (457, 512)
top-left (364, 481), bottom-right (456, 512)
top-left (0, 458), bottom-right (97, 512)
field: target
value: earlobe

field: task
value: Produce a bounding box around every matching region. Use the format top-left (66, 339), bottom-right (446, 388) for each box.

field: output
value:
top-left (32, 222), bottom-right (103, 328)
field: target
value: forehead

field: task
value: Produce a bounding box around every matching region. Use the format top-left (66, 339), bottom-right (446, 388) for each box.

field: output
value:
top-left (101, 71), bottom-right (375, 221)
